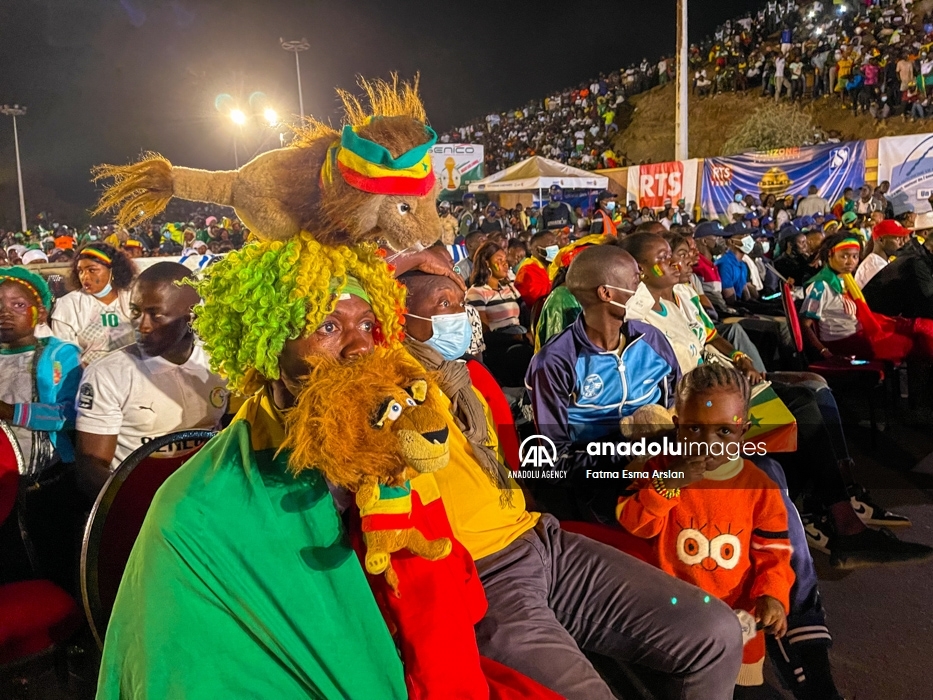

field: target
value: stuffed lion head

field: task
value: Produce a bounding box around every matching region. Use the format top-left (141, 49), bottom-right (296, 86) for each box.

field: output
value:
top-left (282, 346), bottom-right (450, 491)
top-left (91, 75), bottom-right (443, 251)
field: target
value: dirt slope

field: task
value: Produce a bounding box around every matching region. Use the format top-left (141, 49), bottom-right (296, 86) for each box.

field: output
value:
top-left (613, 82), bottom-right (933, 162)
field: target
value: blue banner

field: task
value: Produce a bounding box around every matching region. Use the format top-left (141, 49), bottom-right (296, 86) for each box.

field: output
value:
top-left (701, 142), bottom-right (866, 220)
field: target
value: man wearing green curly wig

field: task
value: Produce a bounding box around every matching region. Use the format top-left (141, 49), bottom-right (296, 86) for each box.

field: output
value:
top-left (97, 236), bottom-right (412, 700)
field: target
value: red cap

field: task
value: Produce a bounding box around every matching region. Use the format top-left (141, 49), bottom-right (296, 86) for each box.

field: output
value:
top-left (872, 219), bottom-right (909, 239)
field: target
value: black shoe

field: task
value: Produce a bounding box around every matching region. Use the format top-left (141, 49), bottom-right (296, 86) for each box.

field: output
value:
top-left (830, 528), bottom-right (933, 570)
top-left (848, 485), bottom-right (911, 528)
top-left (803, 514), bottom-right (833, 555)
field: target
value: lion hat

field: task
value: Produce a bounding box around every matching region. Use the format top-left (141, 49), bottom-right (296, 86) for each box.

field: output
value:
top-left (91, 75), bottom-right (446, 250)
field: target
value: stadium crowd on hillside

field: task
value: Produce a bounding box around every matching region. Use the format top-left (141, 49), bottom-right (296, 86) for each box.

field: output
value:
top-left (440, 0), bottom-right (932, 175)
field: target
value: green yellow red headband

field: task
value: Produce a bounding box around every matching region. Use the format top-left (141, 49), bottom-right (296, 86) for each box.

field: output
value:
top-left (832, 239), bottom-right (861, 254)
top-left (321, 119), bottom-right (437, 196)
top-left (80, 247), bottom-right (112, 266)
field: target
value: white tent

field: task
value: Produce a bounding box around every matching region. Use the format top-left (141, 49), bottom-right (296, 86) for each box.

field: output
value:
top-left (467, 156), bottom-right (608, 194)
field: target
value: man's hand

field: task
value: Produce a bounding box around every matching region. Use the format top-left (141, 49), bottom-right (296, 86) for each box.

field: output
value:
top-left (734, 355), bottom-right (764, 385)
top-left (0, 400), bottom-right (14, 422)
top-left (663, 456), bottom-right (710, 490)
top-left (755, 595), bottom-right (787, 638)
top-left (389, 249), bottom-right (467, 291)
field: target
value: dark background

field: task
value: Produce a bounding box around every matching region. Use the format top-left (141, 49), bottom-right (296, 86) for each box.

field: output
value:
top-left (0, 0), bottom-right (761, 224)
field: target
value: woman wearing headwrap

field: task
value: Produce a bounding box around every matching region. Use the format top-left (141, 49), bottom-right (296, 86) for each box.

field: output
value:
top-left (50, 242), bottom-right (138, 364)
top-left (801, 233), bottom-right (933, 363)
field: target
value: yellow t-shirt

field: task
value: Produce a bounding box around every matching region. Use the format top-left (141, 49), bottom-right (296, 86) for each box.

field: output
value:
top-left (432, 387), bottom-right (539, 561)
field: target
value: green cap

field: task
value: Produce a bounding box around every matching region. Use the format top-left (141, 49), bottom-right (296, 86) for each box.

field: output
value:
top-left (0, 265), bottom-right (53, 310)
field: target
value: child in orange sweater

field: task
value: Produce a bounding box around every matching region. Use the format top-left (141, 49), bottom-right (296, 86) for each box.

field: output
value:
top-left (617, 363), bottom-right (794, 693)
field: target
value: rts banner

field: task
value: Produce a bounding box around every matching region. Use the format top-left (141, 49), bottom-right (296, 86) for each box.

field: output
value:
top-left (701, 142), bottom-right (866, 220)
top-left (625, 159), bottom-right (699, 211)
top-left (878, 133), bottom-right (933, 214)
top-left (431, 143), bottom-right (484, 202)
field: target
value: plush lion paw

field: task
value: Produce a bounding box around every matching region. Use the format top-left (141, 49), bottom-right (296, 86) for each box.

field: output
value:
top-left (365, 552), bottom-right (391, 575)
top-left (422, 537), bottom-right (453, 561)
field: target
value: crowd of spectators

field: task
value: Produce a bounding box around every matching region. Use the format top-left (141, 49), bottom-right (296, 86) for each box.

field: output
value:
top-left (440, 0), bottom-right (931, 178)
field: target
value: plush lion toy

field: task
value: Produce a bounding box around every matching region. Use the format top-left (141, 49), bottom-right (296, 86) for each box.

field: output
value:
top-left (91, 75), bottom-right (446, 250)
top-left (282, 346), bottom-right (566, 700)
top-left (283, 345), bottom-right (454, 593)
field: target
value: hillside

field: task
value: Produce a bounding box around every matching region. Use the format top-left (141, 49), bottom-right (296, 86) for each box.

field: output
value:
top-left (612, 82), bottom-right (933, 163)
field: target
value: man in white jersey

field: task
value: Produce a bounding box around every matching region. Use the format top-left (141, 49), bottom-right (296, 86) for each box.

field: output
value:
top-left (75, 262), bottom-right (227, 499)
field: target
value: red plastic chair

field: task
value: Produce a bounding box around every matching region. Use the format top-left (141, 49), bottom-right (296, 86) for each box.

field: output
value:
top-left (781, 282), bottom-right (887, 444)
top-left (80, 429), bottom-right (216, 649)
top-left (0, 422), bottom-right (83, 691)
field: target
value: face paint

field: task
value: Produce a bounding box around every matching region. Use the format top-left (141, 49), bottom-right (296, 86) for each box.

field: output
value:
top-left (706, 400), bottom-right (713, 407)
top-left (31, 307), bottom-right (38, 325)
top-left (651, 263), bottom-right (665, 277)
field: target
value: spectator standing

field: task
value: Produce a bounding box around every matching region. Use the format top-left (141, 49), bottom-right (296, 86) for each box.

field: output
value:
top-left (540, 185), bottom-right (577, 232)
top-left (50, 243), bottom-right (137, 365)
top-left (796, 185), bottom-right (830, 217)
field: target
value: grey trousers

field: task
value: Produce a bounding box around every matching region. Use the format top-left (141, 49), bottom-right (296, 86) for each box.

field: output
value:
top-left (474, 515), bottom-right (743, 700)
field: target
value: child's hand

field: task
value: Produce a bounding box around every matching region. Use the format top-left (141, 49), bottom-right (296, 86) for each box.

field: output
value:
top-left (663, 456), bottom-right (710, 490)
top-left (755, 595), bottom-right (787, 638)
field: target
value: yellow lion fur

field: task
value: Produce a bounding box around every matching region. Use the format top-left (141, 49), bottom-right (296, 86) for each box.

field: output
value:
top-left (91, 75), bottom-right (441, 251)
top-left (282, 345), bottom-right (454, 593)
top-left (282, 345), bottom-right (446, 491)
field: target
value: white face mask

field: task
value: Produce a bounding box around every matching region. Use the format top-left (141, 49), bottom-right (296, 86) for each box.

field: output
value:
top-left (760, 240), bottom-right (771, 255)
top-left (603, 284), bottom-right (637, 311)
top-left (739, 235), bottom-right (755, 254)
top-left (622, 282), bottom-right (657, 320)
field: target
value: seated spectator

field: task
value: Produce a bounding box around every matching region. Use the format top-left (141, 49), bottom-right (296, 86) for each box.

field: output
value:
top-left (466, 242), bottom-right (532, 387)
top-left (718, 225), bottom-right (758, 301)
top-left (50, 243), bottom-right (138, 365)
top-left (773, 225), bottom-right (817, 287)
top-left (398, 270), bottom-right (521, 473)
top-left (453, 230), bottom-right (487, 284)
top-left (802, 233), bottom-right (933, 364)
top-left (75, 262), bottom-right (228, 500)
top-left (525, 245), bottom-right (681, 520)
top-left (854, 219), bottom-right (910, 288)
top-left (618, 363), bottom-right (793, 691)
top-left (514, 230), bottom-right (557, 312)
top-left (506, 239), bottom-right (529, 275)
top-left (0, 266), bottom-right (82, 588)
top-left (620, 232), bottom-right (930, 567)
top-left (863, 213), bottom-right (933, 319)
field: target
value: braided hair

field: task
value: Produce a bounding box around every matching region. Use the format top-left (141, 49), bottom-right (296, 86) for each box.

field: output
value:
top-left (675, 363), bottom-right (751, 415)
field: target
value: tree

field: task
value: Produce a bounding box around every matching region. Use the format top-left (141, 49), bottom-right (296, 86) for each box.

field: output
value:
top-left (722, 104), bottom-right (821, 155)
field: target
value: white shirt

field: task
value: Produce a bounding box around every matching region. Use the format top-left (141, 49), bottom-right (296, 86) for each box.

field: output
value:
top-left (727, 202), bottom-right (750, 219)
top-left (76, 343), bottom-right (228, 470)
top-left (854, 252), bottom-right (888, 289)
top-left (742, 256), bottom-right (764, 291)
top-left (801, 279), bottom-right (860, 343)
top-left (0, 349), bottom-right (48, 464)
top-left (51, 289), bottom-right (134, 365)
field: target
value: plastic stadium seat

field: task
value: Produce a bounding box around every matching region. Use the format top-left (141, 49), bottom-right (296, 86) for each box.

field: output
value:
top-left (0, 421), bottom-right (82, 682)
top-left (81, 430), bottom-right (215, 648)
top-left (80, 429), bottom-right (216, 649)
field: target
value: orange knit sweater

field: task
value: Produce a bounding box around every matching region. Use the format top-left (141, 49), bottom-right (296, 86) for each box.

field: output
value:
top-left (617, 455), bottom-right (795, 685)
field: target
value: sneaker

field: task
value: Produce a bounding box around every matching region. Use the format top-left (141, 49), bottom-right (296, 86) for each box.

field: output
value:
top-left (803, 515), bottom-right (833, 555)
top-left (849, 486), bottom-right (911, 528)
top-left (830, 528), bottom-right (933, 570)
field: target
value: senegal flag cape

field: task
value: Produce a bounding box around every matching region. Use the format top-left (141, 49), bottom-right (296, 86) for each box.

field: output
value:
top-left (96, 387), bottom-right (406, 700)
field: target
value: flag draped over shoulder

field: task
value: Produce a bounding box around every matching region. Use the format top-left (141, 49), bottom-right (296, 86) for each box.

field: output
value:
top-left (96, 388), bottom-right (407, 700)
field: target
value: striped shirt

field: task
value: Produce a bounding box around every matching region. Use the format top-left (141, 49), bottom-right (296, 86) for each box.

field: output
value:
top-left (466, 282), bottom-right (523, 331)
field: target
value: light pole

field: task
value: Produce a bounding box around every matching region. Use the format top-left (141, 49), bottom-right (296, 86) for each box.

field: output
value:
top-left (674, 0), bottom-right (689, 162)
top-left (230, 108), bottom-right (246, 168)
top-left (280, 38), bottom-right (310, 120)
top-left (0, 104), bottom-right (28, 232)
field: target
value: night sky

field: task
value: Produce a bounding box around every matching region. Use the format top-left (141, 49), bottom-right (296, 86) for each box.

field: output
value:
top-left (0, 0), bottom-right (762, 224)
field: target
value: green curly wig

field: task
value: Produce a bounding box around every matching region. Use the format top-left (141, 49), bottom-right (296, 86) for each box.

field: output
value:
top-left (190, 233), bottom-right (406, 394)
